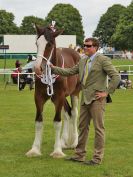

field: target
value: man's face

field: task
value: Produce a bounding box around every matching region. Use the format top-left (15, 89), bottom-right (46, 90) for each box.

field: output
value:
top-left (83, 41), bottom-right (97, 57)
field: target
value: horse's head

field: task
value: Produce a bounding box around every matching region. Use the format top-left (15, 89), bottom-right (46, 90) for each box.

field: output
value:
top-left (34, 24), bottom-right (63, 75)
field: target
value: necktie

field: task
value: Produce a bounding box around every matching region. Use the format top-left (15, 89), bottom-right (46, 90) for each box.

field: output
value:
top-left (83, 58), bottom-right (90, 85)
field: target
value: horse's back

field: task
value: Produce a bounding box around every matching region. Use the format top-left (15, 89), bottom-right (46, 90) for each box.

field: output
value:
top-left (56, 48), bottom-right (81, 96)
top-left (56, 48), bottom-right (80, 67)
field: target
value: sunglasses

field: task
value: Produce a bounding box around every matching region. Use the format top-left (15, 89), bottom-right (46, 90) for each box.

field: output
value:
top-left (83, 44), bottom-right (93, 48)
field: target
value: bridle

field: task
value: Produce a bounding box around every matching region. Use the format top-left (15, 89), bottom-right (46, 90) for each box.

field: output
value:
top-left (36, 33), bottom-right (64, 96)
top-left (36, 47), bottom-right (64, 97)
top-left (36, 46), bottom-right (55, 96)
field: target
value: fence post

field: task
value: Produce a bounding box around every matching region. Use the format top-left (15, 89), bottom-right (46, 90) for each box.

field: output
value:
top-left (129, 65), bottom-right (131, 74)
top-left (17, 73), bottom-right (20, 91)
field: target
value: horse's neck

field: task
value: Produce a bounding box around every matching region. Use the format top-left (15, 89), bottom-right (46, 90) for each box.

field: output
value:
top-left (51, 47), bottom-right (64, 67)
top-left (51, 46), bottom-right (57, 66)
top-left (54, 48), bottom-right (64, 67)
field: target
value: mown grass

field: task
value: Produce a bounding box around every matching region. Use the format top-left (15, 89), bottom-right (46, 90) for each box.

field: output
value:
top-left (0, 59), bottom-right (27, 69)
top-left (0, 86), bottom-right (133, 177)
top-left (0, 58), bottom-right (133, 83)
top-left (0, 58), bottom-right (133, 69)
top-left (0, 58), bottom-right (133, 177)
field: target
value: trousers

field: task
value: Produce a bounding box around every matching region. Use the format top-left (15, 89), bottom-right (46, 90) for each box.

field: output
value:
top-left (75, 99), bottom-right (106, 163)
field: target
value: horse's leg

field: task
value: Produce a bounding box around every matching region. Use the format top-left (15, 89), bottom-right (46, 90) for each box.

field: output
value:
top-left (61, 95), bottom-right (78, 149)
top-left (69, 95), bottom-right (79, 148)
top-left (61, 107), bottom-right (69, 149)
top-left (26, 92), bottom-right (48, 157)
top-left (50, 96), bottom-right (66, 158)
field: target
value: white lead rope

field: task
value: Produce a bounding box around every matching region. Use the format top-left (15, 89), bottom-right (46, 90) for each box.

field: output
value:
top-left (45, 61), bottom-right (54, 96)
top-left (37, 48), bottom-right (64, 96)
top-left (37, 48), bottom-right (55, 96)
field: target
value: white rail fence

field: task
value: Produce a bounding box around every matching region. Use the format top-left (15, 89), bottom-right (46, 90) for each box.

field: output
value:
top-left (0, 65), bottom-right (133, 90)
top-left (0, 72), bottom-right (35, 90)
top-left (115, 65), bottom-right (133, 74)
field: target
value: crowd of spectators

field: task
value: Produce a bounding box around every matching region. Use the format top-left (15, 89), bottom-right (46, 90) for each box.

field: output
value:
top-left (69, 43), bottom-right (133, 60)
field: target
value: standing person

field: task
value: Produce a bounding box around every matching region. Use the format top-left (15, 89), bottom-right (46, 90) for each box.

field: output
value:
top-left (15, 60), bottom-right (22, 68)
top-left (27, 54), bottom-right (33, 63)
top-left (11, 67), bottom-right (26, 90)
top-left (50, 38), bottom-right (120, 165)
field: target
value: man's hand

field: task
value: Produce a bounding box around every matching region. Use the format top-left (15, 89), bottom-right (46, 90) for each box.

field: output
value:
top-left (95, 91), bottom-right (108, 102)
top-left (47, 61), bottom-right (54, 68)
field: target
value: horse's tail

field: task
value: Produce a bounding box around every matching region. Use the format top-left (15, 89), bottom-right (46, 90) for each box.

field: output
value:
top-left (64, 98), bottom-right (71, 117)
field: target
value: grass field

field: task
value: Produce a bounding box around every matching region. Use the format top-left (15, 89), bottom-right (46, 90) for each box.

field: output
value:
top-left (0, 58), bottom-right (133, 83)
top-left (0, 86), bottom-right (133, 177)
top-left (0, 58), bottom-right (133, 68)
top-left (0, 59), bottom-right (133, 177)
top-left (0, 59), bottom-right (27, 69)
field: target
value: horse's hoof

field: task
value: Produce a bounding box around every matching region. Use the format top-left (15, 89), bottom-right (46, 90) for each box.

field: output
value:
top-left (50, 151), bottom-right (66, 158)
top-left (61, 139), bottom-right (78, 149)
top-left (61, 141), bottom-right (68, 149)
top-left (70, 141), bottom-right (78, 149)
top-left (25, 148), bottom-right (42, 157)
top-left (62, 145), bottom-right (68, 149)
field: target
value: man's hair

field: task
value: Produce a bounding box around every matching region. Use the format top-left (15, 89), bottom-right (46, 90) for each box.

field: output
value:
top-left (85, 38), bottom-right (100, 50)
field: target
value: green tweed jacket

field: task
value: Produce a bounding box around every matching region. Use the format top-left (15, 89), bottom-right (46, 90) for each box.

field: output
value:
top-left (52, 53), bottom-right (120, 105)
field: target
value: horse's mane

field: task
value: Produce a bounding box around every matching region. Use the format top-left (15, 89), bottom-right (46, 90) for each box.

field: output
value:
top-left (44, 27), bottom-right (54, 44)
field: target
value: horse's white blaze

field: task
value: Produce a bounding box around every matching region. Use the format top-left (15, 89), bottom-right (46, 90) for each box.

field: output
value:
top-left (26, 121), bottom-right (43, 157)
top-left (61, 96), bottom-right (79, 148)
top-left (35, 35), bottom-right (47, 74)
top-left (50, 121), bottom-right (66, 158)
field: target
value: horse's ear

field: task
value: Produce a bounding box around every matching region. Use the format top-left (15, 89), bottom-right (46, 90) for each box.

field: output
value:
top-left (34, 23), bottom-right (45, 35)
top-left (34, 23), bottom-right (41, 35)
top-left (53, 30), bottom-right (64, 38)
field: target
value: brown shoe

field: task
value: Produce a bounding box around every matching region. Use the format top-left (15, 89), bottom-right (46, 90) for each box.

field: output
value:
top-left (66, 157), bottom-right (84, 163)
top-left (83, 160), bottom-right (100, 166)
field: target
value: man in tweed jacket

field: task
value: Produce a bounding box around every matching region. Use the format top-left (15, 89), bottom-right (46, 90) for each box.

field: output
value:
top-left (51, 38), bottom-right (120, 165)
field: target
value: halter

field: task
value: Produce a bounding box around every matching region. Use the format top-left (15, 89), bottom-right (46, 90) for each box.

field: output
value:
top-left (37, 47), bottom-right (64, 96)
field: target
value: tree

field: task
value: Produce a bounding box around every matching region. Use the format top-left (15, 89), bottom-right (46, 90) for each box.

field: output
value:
top-left (0, 10), bottom-right (19, 34)
top-left (111, 2), bottom-right (133, 50)
top-left (93, 4), bottom-right (126, 46)
top-left (44, 3), bottom-right (84, 46)
top-left (20, 16), bottom-right (45, 34)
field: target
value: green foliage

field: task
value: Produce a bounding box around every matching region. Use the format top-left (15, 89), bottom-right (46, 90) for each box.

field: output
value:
top-left (20, 16), bottom-right (45, 34)
top-left (44, 3), bottom-right (84, 46)
top-left (93, 4), bottom-right (126, 46)
top-left (111, 2), bottom-right (133, 50)
top-left (0, 36), bottom-right (3, 44)
top-left (0, 9), bottom-right (20, 34)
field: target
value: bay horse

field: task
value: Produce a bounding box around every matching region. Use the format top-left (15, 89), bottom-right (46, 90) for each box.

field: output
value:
top-left (26, 25), bottom-right (81, 158)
